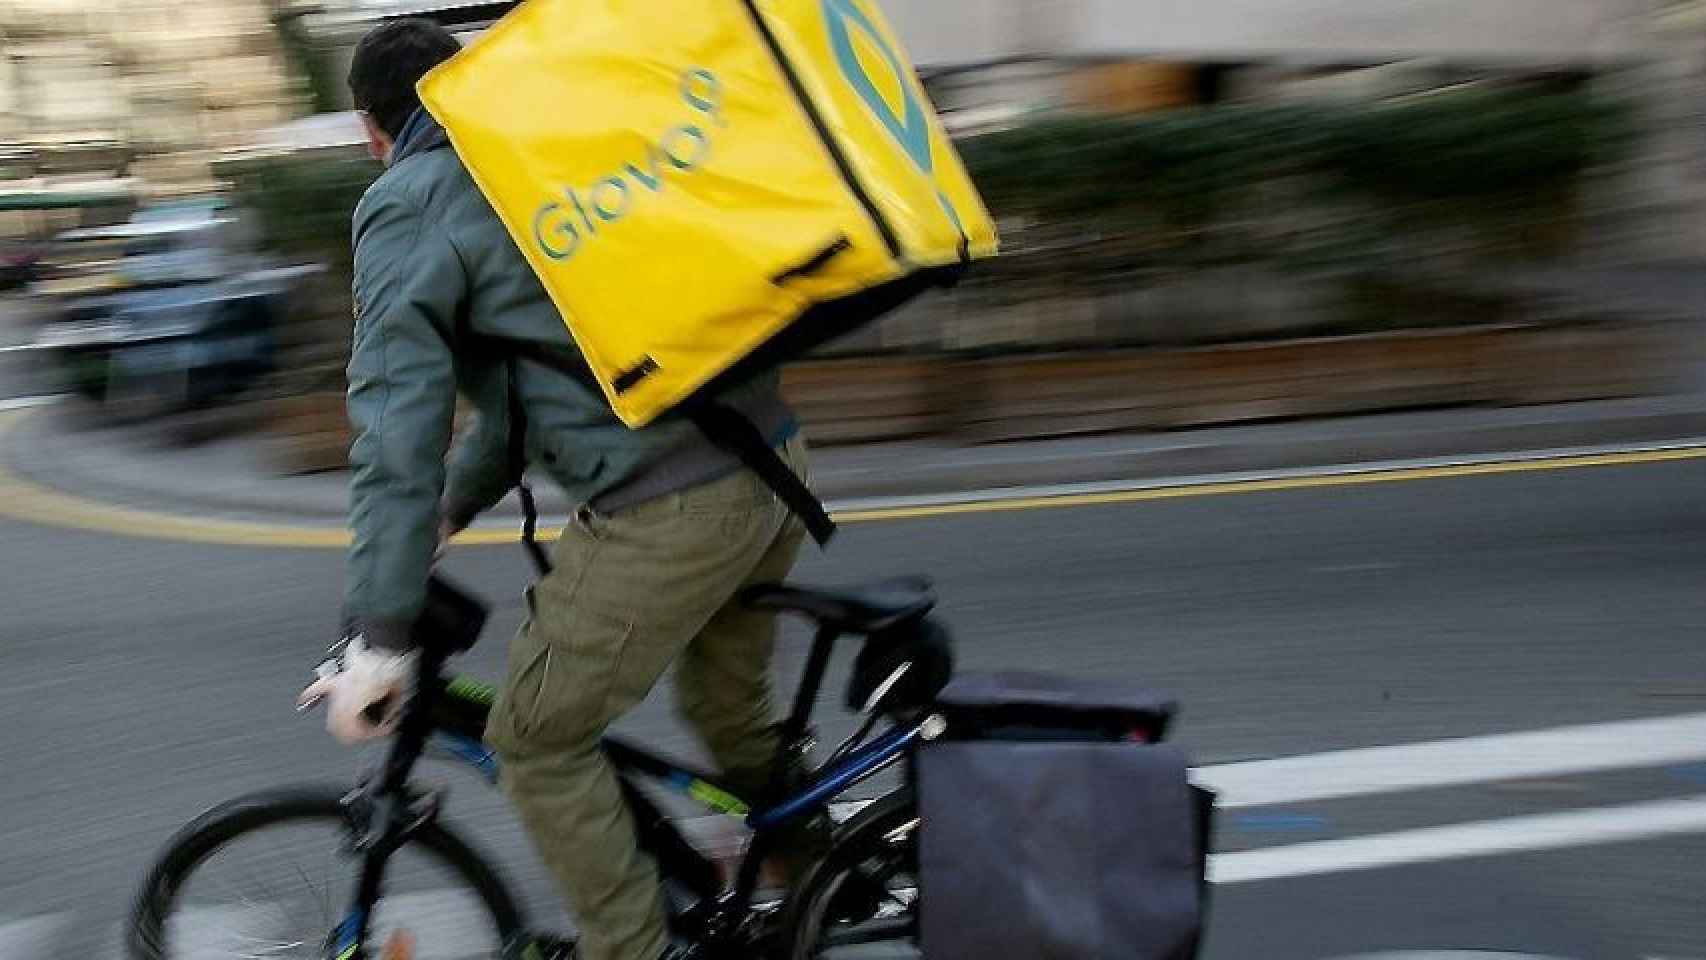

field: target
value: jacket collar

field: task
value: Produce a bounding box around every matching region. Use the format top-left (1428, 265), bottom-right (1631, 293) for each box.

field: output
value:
top-left (386, 106), bottom-right (451, 168)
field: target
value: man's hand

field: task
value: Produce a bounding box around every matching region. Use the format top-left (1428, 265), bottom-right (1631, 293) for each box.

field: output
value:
top-left (297, 637), bottom-right (417, 745)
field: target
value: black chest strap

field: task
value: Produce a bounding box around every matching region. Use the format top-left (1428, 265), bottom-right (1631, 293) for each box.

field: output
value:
top-left (498, 343), bottom-right (835, 571)
top-left (684, 401), bottom-right (835, 546)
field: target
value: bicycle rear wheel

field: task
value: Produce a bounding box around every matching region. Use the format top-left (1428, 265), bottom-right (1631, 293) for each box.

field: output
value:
top-left (781, 789), bottom-right (921, 960)
top-left (128, 785), bottom-right (525, 960)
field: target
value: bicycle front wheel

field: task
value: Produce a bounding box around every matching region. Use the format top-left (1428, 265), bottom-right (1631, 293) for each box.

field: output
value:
top-left (128, 785), bottom-right (525, 960)
top-left (781, 789), bottom-right (921, 960)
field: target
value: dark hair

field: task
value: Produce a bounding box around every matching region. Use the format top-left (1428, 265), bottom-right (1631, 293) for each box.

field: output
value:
top-left (347, 19), bottom-right (462, 141)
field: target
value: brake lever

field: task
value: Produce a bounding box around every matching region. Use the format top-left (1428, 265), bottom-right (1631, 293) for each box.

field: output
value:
top-left (296, 655), bottom-right (344, 713)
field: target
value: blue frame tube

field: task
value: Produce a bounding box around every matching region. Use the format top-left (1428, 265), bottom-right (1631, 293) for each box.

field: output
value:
top-left (747, 721), bottom-right (922, 831)
top-left (432, 721), bottom-right (923, 833)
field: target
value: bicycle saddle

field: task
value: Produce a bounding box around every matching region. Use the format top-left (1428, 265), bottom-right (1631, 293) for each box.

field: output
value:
top-left (741, 577), bottom-right (935, 633)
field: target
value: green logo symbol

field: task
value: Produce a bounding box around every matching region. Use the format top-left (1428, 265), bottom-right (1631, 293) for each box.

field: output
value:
top-left (822, 0), bottom-right (963, 232)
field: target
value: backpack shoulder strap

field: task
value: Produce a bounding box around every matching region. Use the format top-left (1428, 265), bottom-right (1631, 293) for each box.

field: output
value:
top-left (501, 357), bottom-right (553, 575)
top-left (687, 401), bottom-right (835, 546)
top-left (502, 341), bottom-right (836, 547)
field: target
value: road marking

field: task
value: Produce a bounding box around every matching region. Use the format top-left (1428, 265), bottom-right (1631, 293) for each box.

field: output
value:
top-left (12, 771), bottom-right (1706, 960)
top-left (0, 394), bottom-right (65, 411)
top-left (14, 703), bottom-right (1706, 958)
top-left (16, 714), bottom-right (1706, 956)
top-left (829, 435), bottom-right (1706, 514)
top-left (4, 405), bottom-right (1706, 548)
top-left (1328, 954), bottom-right (1575, 959)
top-left (0, 453), bottom-right (359, 547)
top-left (1196, 712), bottom-right (1706, 808)
top-left (1210, 793), bottom-right (1706, 884)
top-left (831, 441), bottom-right (1706, 523)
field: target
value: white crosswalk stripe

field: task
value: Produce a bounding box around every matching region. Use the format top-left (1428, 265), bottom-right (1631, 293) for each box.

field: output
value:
top-left (1212, 793), bottom-right (1706, 884)
top-left (1326, 953), bottom-right (1576, 959)
top-left (1195, 711), bottom-right (1706, 808)
top-left (0, 394), bottom-right (64, 410)
top-left (14, 713), bottom-right (1706, 958)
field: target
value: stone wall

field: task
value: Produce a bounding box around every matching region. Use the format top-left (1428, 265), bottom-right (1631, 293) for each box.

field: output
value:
top-left (0, 0), bottom-right (300, 183)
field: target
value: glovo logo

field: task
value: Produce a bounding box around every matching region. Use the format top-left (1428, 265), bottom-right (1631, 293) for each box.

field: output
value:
top-left (532, 68), bottom-right (724, 262)
top-left (821, 0), bottom-right (965, 233)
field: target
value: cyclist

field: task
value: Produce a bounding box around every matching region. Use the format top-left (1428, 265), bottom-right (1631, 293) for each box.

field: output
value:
top-left (302, 19), bottom-right (811, 960)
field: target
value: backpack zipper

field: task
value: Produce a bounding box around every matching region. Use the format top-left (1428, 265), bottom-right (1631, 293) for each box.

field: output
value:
top-left (735, 0), bottom-right (904, 263)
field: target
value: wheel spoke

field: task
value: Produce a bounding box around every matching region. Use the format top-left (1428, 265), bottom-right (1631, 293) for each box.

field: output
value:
top-left (131, 795), bottom-right (510, 960)
top-left (796, 795), bottom-right (923, 959)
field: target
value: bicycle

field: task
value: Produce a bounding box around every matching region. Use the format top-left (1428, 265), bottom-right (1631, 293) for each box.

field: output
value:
top-left (128, 576), bottom-right (952, 960)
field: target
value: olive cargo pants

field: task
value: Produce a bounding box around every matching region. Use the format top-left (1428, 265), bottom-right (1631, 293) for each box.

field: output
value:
top-left (484, 439), bottom-right (808, 960)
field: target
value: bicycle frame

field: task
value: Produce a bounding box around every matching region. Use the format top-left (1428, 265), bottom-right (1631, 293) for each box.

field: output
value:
top-left (330, 623), bottom-right (924, 960)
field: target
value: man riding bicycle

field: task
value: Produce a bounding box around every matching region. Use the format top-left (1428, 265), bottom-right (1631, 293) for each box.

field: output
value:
top-left (303, 19), bottom-right (813, 960)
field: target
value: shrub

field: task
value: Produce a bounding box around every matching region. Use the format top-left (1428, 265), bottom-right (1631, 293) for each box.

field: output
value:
top-left (958, 85), bottom-right (1637, 288)
top-left (220, 149), bottom-right (378, 393)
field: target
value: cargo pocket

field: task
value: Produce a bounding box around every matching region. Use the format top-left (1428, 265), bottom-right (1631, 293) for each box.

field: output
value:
top-left (509, 610), bottom-right (639, 752)
top-left (487, 627), bottom-right (555, 750)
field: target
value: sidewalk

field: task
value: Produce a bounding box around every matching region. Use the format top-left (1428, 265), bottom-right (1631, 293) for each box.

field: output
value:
top-left (8, 391), bottom-right (1706, 526)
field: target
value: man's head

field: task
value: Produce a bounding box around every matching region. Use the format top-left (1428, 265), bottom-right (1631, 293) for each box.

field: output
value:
top-left (347, 19), bottom-right (462, 163)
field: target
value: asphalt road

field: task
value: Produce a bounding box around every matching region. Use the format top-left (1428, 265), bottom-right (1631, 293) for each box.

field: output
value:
top-left (2, 350), bottom-right (1705, 954)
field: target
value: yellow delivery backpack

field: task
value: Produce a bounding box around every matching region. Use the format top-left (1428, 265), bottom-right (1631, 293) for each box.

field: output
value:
top-left (418, 0), bottom-right (997, 545)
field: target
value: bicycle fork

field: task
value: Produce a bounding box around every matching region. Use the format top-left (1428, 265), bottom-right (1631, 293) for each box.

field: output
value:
top-left (330, 650), bottom-right (449, 960)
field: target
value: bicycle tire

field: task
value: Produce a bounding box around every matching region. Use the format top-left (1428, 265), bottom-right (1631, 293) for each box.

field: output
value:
top-left (128, 784), bottom-right (526, 960)
top-left (780, 788), bottom-right (921, 960)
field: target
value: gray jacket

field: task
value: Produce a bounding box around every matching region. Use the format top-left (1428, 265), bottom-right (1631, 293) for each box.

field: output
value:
top-left (345, 108), bottom-right (793, 648)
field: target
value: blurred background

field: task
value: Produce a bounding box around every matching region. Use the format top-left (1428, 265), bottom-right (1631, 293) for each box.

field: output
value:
top-left (1, 0), bottom-right (1704, 446)
top-left (3, 2), bottom-right (1706, 959)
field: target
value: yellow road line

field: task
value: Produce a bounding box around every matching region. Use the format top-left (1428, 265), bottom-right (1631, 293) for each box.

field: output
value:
top-left (833, 445), bottom-right (1706, 523)
top-left (2, 407), bottom-right (1705, 550)
top-left (0, 409), bottom-right (550, 550)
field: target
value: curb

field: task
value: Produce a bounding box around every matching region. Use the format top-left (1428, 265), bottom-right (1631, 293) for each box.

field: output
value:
top-left (6, 403), bottom-right (568, 523)
top-left (10, 395), bottom-right (1706, 527)
top-left (6, 405), bottom-right (1706, 549)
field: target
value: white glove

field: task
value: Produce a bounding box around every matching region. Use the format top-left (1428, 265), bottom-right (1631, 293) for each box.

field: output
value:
top-left (297, 637), bottom-right (417, 745)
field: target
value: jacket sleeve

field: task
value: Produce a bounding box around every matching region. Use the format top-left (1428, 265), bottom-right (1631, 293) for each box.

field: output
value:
top-left (344, 187), bottom-right (466, 651)
top-left (441, 367), bottom-right (518, 531)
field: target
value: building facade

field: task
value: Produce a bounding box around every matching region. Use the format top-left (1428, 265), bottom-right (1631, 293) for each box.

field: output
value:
top-left (0, 0), bottom-right (300, 181)
top-left (353, 0), bottom-right (1655, 69)
top-left (885, 0), bottom-right (1651, 68)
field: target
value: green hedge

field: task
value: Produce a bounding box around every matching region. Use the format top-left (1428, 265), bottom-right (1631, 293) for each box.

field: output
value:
top-left (268, 2), bottom-right (346, 116)
top-left (219, 149), bottom-right (378, 393)
top-left (220, 84), bottom-right (1636, 353)
top-left (221, 149), bottom-right (378, 278)
top-left (958, 86), bottom-right (1636, 286)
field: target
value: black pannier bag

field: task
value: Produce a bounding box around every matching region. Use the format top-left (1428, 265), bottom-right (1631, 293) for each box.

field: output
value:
top-left (916, 672), bottom-right (1214, 959)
